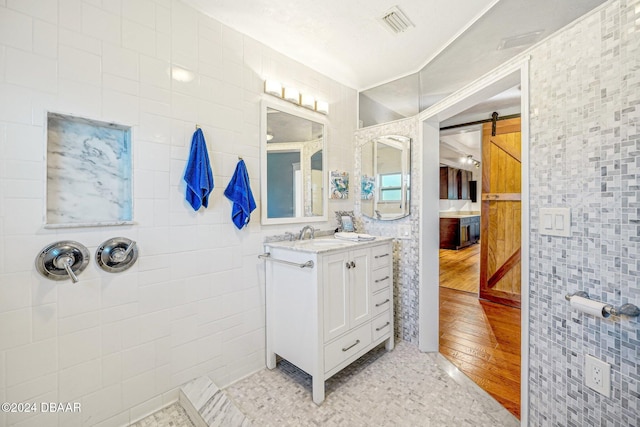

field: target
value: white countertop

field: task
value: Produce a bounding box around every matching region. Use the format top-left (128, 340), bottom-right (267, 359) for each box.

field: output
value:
top-left (439, 211), bottom-right (480, 219)
top-left (265, 235), bottom-right (394, 254)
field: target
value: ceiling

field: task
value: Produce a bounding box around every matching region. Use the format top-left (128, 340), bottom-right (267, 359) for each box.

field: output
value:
top-left (183, 0), bottom-right (606, 94)
top-left (182, 0), bottom-right (500, 90)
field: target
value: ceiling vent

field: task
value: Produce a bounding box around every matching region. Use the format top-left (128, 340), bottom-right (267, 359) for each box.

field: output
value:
top-left (379, 6), bottom-right (415, 34)
top-left (497, 30), bottom-right (544, 50)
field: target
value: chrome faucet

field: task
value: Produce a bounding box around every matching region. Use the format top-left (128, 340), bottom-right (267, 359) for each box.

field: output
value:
top-left (298, 225), bottom-right (315, 240)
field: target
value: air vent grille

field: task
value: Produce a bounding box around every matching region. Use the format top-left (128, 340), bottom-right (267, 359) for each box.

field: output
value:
top-left (379, 6), bottom-right (414, 34)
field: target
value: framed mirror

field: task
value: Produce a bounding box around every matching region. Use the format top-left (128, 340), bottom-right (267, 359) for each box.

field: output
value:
top-left (261, 101), bottom-right (327, 225)
top-left (361, 135), bottom-right (411, 220)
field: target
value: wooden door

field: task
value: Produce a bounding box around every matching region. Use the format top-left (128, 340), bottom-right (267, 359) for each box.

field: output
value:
top-left (479, 117), bottom-right (521, 308)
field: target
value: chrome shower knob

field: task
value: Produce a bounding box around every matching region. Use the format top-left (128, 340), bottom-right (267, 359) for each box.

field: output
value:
top-left (35, 241), bottom-right (90, 283)
top-left (95, 237), bottom-right (138, 273)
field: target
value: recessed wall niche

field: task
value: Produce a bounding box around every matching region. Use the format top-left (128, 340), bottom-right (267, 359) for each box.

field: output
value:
top-left (46, 113), bottom-right (133, 227)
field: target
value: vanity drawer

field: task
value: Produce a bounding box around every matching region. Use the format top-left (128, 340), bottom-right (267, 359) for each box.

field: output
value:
top-left (324, 323), bottom-right (372, 373)
top-left (372, 245), bottom-right (391, 269)
top-left (372, 267), bottom-right (391, 293)
top-left (373, 288), bottom-right (392, 317)
top-left (372, 311), bottom-right (392, 342)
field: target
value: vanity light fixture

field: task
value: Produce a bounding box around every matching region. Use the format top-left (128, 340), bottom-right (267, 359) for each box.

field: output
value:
top-left (283, 87), bottom-right (300, 104)
top-left (263, 80), bottom-right (329, 115)
top-left (300, 94), bottom-right (316, 110)
top-left (264, 80), bottom-right (283, 97)
top-left (315, 100), bottom-right (329, 115)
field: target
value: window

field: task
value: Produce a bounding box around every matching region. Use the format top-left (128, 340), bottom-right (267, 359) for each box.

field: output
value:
top-left (380, 173), bottom-right (402, 201)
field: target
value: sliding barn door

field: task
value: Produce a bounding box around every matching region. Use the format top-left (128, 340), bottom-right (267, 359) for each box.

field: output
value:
top-left (479, 118), bottom-right (521, 308)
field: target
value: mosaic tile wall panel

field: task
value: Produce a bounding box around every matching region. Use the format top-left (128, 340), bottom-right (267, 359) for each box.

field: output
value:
top-left (528, 0), bottom-right (639, 425)
top-left (353, 118), bottom-right (420, 343)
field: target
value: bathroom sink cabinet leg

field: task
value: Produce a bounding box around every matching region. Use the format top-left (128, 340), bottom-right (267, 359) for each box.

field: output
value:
top-left (264, 240), bottom-right (394, 404)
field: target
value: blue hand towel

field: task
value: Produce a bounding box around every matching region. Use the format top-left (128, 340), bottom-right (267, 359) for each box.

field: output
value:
top-left (183, 128), bottom-right (214, 211)
top-left (224, 159), bottom-right (256, 229)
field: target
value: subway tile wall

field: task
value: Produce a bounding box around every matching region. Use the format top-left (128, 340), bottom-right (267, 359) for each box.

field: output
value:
top-left (528, 0), bottom-right (640, 425)
top-left (0, 1), bottom-right (356, 426)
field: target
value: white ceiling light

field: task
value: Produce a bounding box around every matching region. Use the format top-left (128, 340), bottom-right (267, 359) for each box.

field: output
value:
top-left (379, 6), bottom-right (415, 34)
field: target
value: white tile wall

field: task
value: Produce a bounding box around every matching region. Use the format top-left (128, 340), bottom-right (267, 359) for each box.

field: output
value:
top-left (0, 0), bottom-right (356, 425)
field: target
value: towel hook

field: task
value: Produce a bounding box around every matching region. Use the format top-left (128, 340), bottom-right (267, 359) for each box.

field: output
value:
top-left (195, 124), bottom-right (200, 130)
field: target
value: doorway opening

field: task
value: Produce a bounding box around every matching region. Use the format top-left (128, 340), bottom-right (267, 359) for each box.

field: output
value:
top-left (438, 109), bottom-right (522, 419)
top-left (418, 60), bottom-right (531, 424)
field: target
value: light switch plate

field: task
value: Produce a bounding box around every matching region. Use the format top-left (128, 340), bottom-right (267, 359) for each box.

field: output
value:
top-left (539, 208), bottom-right (570, 237)
top-left (397, 224), bottom-right (411, 240)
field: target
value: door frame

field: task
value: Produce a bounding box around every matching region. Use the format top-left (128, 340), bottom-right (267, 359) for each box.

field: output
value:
top-left (417, 56), bottom-right (530, 426)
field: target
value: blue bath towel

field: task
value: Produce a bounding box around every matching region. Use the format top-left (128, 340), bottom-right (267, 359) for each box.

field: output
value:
top-left (184, 128), bottom-right (214, 211)
top-left (224, 159), bottom-right (256, 229)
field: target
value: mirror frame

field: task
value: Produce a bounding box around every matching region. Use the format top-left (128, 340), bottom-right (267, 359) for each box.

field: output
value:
top-left (260, 99), bottom-right (328, 225)
top-left (360, 134), bottom-right (411, 221)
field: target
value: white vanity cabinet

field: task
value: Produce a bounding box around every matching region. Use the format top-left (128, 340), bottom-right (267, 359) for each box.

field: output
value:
top-left (264, 237), bottom-right (394, 404)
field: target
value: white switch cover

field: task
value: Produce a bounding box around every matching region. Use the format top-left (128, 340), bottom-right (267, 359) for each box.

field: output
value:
top-left (539, 208), bottom-right (571, 237)
top-left (397, 224), bottom-right (411, 240)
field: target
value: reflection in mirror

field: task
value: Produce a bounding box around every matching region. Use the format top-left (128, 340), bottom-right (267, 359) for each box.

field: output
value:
top-left (361, 135), bottom-right (411, 221)
top-left (262, 105), bottom-right (326, 224)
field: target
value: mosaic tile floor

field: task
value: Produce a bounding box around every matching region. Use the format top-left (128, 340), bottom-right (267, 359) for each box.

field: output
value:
top-left (226, 341), bottom-right (519, 427)
top-left (132, 341), bottom-right (518, 427)
top-left (129, 402), bottom-right (195, 427)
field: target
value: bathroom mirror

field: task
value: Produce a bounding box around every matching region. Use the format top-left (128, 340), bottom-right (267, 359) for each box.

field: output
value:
top-left (261, 102), bottom-right (327, 225)
top-left (361, 135), bottom-right (411, 220)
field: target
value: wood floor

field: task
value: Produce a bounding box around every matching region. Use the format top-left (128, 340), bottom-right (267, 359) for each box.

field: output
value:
top-left (439, 245), bottom-right (521, 419)
top-left (439, 244), bottom-right (480, 293)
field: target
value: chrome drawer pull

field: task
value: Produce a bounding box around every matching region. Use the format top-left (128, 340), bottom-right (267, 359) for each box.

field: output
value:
top-left (375, 253), bottom-right (390, 259)
top-left (375, 322), bottom-right (390, 332)
top-left (375, 276), bottom-right (390, 283)
top-left (341, 339), bottom-right (360, 352)
top-left (375, 298), bottom-right (390, 307)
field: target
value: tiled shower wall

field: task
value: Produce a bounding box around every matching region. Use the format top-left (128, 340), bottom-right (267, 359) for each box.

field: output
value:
top-left (353, 117), bottom-right (420, 343)
top-left (528, 0), bottom-right (639, 425)
top-left (0, 1), bottom-right (356, 426)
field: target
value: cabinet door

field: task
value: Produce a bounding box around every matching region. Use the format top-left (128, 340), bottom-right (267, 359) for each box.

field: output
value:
top-left (458, 169), bottom-right (472, 200)
top-left (448, 167), bottom-right (458, 199)
top-left (440, 167), bottom-right (449, 199)
top-left (348, 247), bottom-right (371, 328)
top-left (323, 251), bottom-right (349, 342)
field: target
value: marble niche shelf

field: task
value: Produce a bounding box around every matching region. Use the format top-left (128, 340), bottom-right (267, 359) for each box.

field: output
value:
top-left (46, 112), bottom-right (133, 228)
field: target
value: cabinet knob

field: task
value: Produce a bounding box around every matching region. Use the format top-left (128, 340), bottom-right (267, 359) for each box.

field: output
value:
top-left (350, 261), bottom-right (356, 268)
top-left (345, 262), bottom-right (351, 269)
